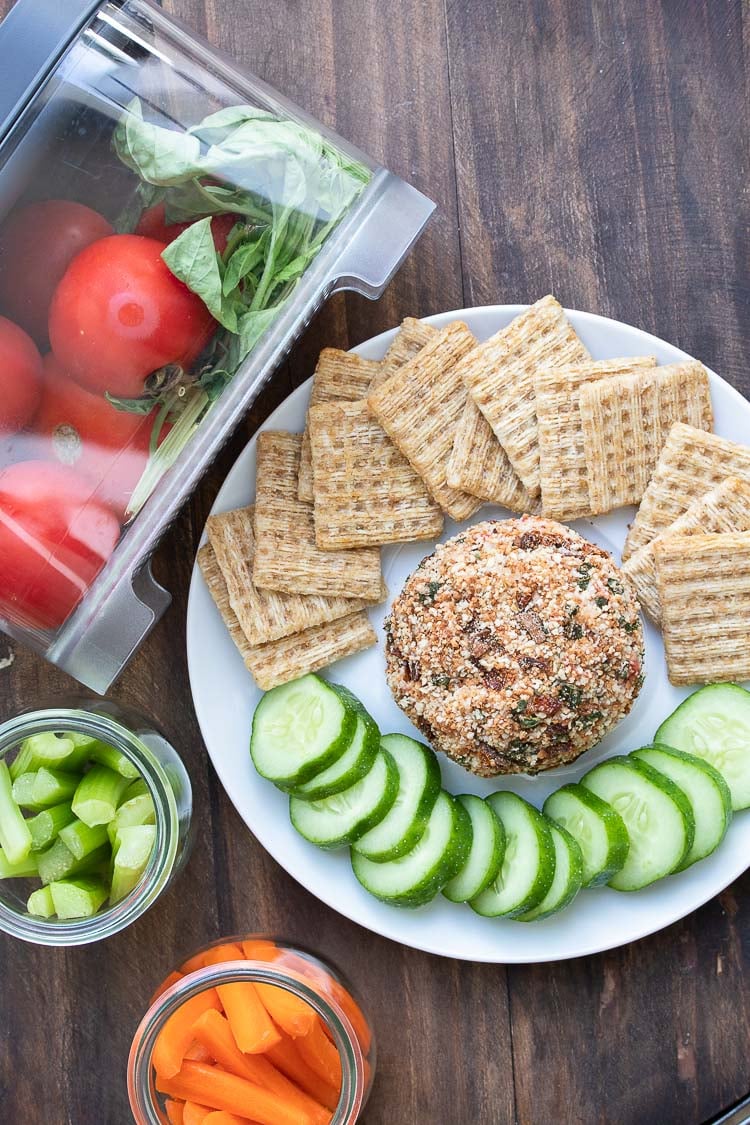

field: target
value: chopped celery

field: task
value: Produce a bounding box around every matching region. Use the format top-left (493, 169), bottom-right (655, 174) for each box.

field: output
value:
top-left (0, 846), bottom-right (38, 878)
top-left (59, 819), bottom-right (109, 861)
top-left (9, 732), bottom-right (87, 780)
top-left (110, 824), bottom-right (156, 903)
top-left (122, 778), bottom-right (149, 802)
top-left (28, 802), bottom-right (75, 852)
top-left (31, 768), bottom-right (79, 808)
top-left (88, 742), bottom-right (139, 780)
top-left (27, 885), bottom-right (55, 917)
top-left (37, 838), bottom-right (110, 886)
top-left (11, 772), bottom-right (43, 811)
top-left (49, 877), bottom-right (108, 919)
top-left (115, 792), bottom-right (155, 831)
top-left (0, 761), bottom-right (32, 864)
top-left (72, 766), bottom-right (130, 826)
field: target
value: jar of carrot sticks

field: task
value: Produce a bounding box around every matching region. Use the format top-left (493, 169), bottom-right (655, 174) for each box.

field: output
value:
top-left (128, 935), bottom-right (375, 1125)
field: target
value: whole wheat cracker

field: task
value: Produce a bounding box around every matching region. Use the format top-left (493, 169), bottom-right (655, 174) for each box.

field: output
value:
top-left (580, 362), bottom-right (713, 515)
top-left (446, 397), bottom-right (533, 511)
top-left (253, 431), bottom-right (384, 600)
top-left (309, 399), bottom-right (444, 548)
top-left (198, 545), bottom-right (376, 689)
top-left (455, 295), bottom-right (590, 497)
top-left (369, 317), bottom-right (437, 391)
top-left (655, 531), bottom-right (750, 685)
top-left (536, 356), bottom-right (656, 521)
top-left (367, 321), bottom-right (481, 521)
top-left (205, 506), bottom-right (372, 646)
top-left (623, 423), bottom-right (750, 559)
top-left (622, 476), bottom-right (750, 623)
top-left (297, 349), bottom-right (381, 504)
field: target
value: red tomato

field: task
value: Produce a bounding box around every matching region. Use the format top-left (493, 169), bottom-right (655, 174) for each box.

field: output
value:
top-left (34, 354), bottom-right (160, 516)
top-left (0, 461), bottom-right (121, 632)
top-left (0, 316), bottom-right (42, 434)
top-left (0, 200), bottom-right (112, 344)
top-left (136, 204), bottom-right (235, 254)
top-left (48, 235), bottom-right (216, 398)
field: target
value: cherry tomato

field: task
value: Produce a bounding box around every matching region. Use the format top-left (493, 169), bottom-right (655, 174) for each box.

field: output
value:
top-left (33, 354), bottom-right (162, 516)
top-left (49, 235), bottom-right (216, 398)
top-left (0, 461), bottom-right (121, 632)
top-left (0, 201), bottom-right (112, 344)
top-left (0, 316), bottom-right (42, 434)
top-left (136, 204), bottom-right (235, 254)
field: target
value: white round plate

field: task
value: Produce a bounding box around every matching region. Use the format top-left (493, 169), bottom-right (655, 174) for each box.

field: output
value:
top-left (187, 306), bottom-right (750, 963)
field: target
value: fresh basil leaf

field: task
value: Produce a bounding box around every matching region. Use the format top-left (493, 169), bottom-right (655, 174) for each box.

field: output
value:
top-left (189, 104), bottom-right (275, 145)
top-left (198, 367), bottom-right (234, 402)
top-left (222, 231), bottom-right (269, 295)
top-left (114, 98), bottom-right (203, 186)
top-left (105, 391), bottom-right (158, 415)
top-left (233, 304), bottom-right (284, 363)
top-left (161, 218), bottom-right (240, 331)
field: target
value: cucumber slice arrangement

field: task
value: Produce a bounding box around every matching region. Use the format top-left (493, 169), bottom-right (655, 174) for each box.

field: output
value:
top-left (250, 675), bottom-right (750, 922)
top-left (353, 735), bottom-right (442, 863)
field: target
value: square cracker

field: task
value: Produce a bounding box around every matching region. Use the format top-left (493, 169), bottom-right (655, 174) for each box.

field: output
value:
top-left (456, 295), bottom-right (590, 497)
top-left (369, 317), bottom-right (437, 391)
top-left (536, 356), bottom-right (656, 521)
top-left (367, 321), bottom-right (481, 520)
top-left (309, 399), bottom-right (444, 549)
top-left (253, 431), bottom-right (384, 600)
top-left (198, 545), bottom-right (376, 690)
top-left (623, 476), bottom-right (750, 623)
top-left (446, 397), bottom-right (533, 511)
top-left (623, 423), bottom-right (750, 559)
top-left (205, 506), bottom-right (372, 646)
top-left (298, 349), bottom-right (381, 504)
top-left (656, 531), bottom-right (750, 685)
top-left (580, 362), bottom-right (713, 515)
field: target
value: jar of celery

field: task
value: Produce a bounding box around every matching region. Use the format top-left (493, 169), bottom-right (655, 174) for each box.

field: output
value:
top-left (0, 700), bottom-right (192, 945)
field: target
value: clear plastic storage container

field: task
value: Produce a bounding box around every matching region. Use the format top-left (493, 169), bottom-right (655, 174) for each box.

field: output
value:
top-left (0, 0), bottom-right (433, 691)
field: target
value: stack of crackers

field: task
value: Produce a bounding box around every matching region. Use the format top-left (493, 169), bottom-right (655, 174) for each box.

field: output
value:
top-left (198, 294), bottom-right (748, 690)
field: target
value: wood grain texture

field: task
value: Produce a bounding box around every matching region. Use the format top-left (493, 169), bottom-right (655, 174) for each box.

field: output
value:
top-left (0, 1), bottom-right (748, 1123)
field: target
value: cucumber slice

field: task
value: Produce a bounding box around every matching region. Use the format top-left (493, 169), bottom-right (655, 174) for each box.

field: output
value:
top-left (543, 783), bottom-right (629, 888)
top-left (632, 745), bottom-right (732, 868)
top-left (470, 792), bottom-right (556, 918)
top-left (442, 794), bottom-right (505, 903)
top-left (251, 675), bottom-right (357, 787)
top-left (289, 750), bottom-right (398, 849)
top-left (291, 711), bottom-right (380, 801)
top-left (351, 791), bottom-right (471, 907)
top-left (655, 683), bottom-right (750, 811)
top-left (581, 756), bottom-right (695, 890)
top-left (516, 823), bottom-right (584, 922)
top-left (352, 735), bottom-right (442, 862)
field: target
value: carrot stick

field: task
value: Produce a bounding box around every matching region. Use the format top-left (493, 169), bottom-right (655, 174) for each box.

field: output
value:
top-left (165, 1100), bottom-right (185, 1125)
top-left (254, 983), bottom-right (316, 1039)
top-left (181, 951), bottom-right (210, 974)
top-left (266, 1038), bottom-right (340, 1112)
top-left (240, 940), bottom-right (280, 963)
top-left (202, 943), bottom-right (245, 967)
top-left (217, 982), bottom-right (282, 1055)
top-left (156, 1061), bottom-right (315, 1125)
top-left (183, 1103), bottom-right (211, 1125)
top-left (294, 1019), bottom-right (342, 1090)
top-left (151, 970), bottom-right (185, 1006)
top-left (203, 1113), bottom-right (258, 1125)
top-left (192, 1011), bottom-right (331, 1125)
top-left (185, 1041), bottom-right (214, 1063)
top-left (272, 952), bottom-right (372, 1055)
top-left (153, 989), bottom-right (222, 1080)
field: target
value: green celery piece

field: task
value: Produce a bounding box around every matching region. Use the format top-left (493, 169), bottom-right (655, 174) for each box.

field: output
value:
top-left (110, 824), bottom-right (156, 904)
top-left (31, 768), bottom-right (79, 808)
top-left (27, 885), bottom-right (55, 918)
top-left (28, 802), bottom-right (75, 852)
top-left (10, 733), bottom-right (79, 780)
top-left (37, 839), bottom-right (110, 886)
top-left (115, 792), bottom-right (155, 831)
top-left (87, 742), bottom-right (139, 780)
top-left (11, 772), bottom-right (43, 811)
top-left (49, 877), bottom-right (108, 920)
top-left (0, 761), bottom-right (32, 864)
top-left (122, 778), bottom-right (149, 802)
top-left (0, 845), bottom-right (38, 878)
top-left (59, 819), bottom-right (109, 861)
top-left (72, 766), bottom-right (130, 826)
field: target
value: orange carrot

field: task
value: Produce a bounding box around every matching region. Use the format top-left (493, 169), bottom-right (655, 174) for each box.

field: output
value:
top-left (156, 1061), bottom-right (315, 1125)
top-left (240, 940), bottom-right (280, 963)
top-left (217, 982), bottom-right (282, 1055)
top-left (254, 983), bottom-right (316, 1039)
top-left (203, 1113), bottom-right (258, 1125)
top-left (151, 971), bottom-right (185, 1006)
top-left (183, 1103), bottom-right (211, 1125)
top-left (294, 1019), bottom-right (342, 1090)
top-left (185, 1041), bottom-right (214, 1063)
top-left (192, 1011), bottom-right (330, 1125)
top-left (181, 951), bottom-right (210, 974)
top-left (272, 952), bottom-right (372, 1055)
top-left (165, 1099), bottom-right (185, 1125)
top-left (153, 988), bottom-right (222, 1080)
top-left (202, 943), bottom-right (245, 967)
top-left (266, 1038), bottom-right (340, 1112)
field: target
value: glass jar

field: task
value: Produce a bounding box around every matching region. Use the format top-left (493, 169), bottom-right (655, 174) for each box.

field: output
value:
top-left (0, 698), bottom-right (192, 945)
top-left (128, 935), bottom-right (375, 1124)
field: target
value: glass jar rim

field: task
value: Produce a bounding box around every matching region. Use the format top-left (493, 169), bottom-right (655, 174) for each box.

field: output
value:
top-left (128, 957), bottom-right (367, 1124)
top-left (0, 706), bottom-right (180, 946)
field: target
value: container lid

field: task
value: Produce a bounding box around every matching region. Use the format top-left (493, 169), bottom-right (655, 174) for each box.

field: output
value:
top-left (0, 0), bottom-right (102, 144)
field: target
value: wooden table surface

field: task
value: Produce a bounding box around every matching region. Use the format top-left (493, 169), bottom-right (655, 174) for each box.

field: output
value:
top-left (1, 1), bottom-right (748, 1122)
